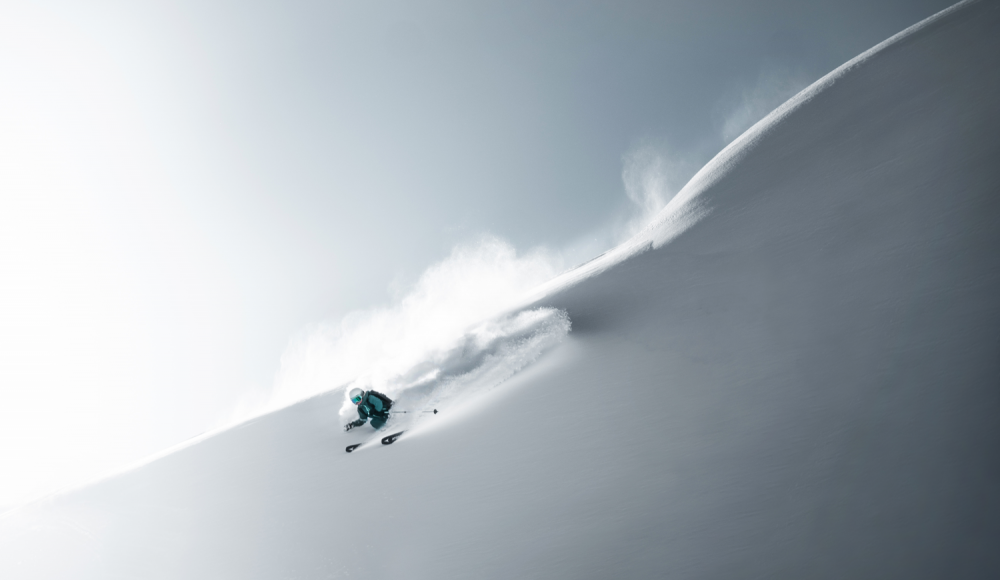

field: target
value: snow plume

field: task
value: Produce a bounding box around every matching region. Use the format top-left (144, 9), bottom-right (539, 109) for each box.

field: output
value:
top-left (619, 144), bottom-right (690, 240)
top-left (546, 143), bottom-right (697, 273)
top-left (241, 237), bottom-right (568, 421)
top-left (718, 66), bottom-right (811, 143)
top-left (348, 307), bottom-right (570, 421)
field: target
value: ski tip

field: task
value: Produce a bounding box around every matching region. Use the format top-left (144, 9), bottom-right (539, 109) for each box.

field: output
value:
top-left (345, 443), bottom-right (362, 453)
top-left (381, 431), bottom-right (405, 445)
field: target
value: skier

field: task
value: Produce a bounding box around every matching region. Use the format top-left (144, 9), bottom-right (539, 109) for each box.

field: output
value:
top-left (344, 388), bottom-right (393, 431)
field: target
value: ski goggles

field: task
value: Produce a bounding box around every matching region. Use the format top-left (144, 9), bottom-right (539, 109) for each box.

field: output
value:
top-left (351, 394), bottom-right (364, 404)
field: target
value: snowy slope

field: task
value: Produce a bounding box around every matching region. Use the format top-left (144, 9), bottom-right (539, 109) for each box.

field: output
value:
top-left (3, 1), bottom-right (1000, 578)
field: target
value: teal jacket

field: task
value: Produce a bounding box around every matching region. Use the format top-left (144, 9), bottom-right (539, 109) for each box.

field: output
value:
top-left (347, 390), bottom-right (393, 429)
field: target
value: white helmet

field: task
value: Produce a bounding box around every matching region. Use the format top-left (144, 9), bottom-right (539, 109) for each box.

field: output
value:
top-left (349, 388), bottom-right (364, 404)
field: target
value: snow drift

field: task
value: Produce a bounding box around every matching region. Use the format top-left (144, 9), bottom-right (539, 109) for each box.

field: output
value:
top-left (2, 1), bottom-right (1000, 578)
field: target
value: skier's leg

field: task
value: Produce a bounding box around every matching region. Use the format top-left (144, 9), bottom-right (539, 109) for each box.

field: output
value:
top-left (370, 416), bottom-right (387, 430)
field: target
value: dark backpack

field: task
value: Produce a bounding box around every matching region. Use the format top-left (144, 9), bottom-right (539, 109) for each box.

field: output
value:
top-left (365, 390), bottom-right (393, 416)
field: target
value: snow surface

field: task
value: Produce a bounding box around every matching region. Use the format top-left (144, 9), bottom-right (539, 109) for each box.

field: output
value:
top-left (3, 0), bottom-right (1000, 578)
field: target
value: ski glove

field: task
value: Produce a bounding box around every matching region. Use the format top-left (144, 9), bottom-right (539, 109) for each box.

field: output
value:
top-left (344, 423), bottom-right (355, 432)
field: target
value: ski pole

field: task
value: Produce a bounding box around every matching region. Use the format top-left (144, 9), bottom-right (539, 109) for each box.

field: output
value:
top-left (390, 409), bottom-right (438, 414)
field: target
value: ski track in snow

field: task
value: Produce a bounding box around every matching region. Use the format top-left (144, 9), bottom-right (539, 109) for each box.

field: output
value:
top-left (344, 307), bottom-right (571, 449)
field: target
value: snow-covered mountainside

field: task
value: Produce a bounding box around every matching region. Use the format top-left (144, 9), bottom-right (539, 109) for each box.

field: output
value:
top-left (3, 1), bottom-right (999, 578)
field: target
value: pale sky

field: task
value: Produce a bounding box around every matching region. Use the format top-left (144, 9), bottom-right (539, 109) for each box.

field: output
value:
top-left (0, 0), bottom-right (955, 509)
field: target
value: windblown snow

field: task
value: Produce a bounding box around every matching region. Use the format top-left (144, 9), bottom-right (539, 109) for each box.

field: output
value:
top-left (339, 306), bottom-right (572, 442)
top-left (2, 1), bottom-right (999, 578)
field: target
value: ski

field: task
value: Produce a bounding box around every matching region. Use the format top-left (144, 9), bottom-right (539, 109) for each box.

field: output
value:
top-left (345, 430), bottom-right (405, 453)
top-left (381, 431), bottom-right (405, 445)
top-left (346, 412), bottom-right (431, 452)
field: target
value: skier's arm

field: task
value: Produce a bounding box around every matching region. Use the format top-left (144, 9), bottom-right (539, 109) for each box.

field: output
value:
top-left (344, 406), bottom-right (370, 431)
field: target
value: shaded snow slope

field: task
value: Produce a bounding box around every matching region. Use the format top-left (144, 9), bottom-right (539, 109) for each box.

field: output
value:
top-left (3, 1), bottom-right (1000, 578)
